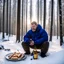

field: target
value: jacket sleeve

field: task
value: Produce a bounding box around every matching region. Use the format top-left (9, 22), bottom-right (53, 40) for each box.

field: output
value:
top-left (24, 31), bottom-right (31, 43)
top-left (35, 29), bottom-right (48, 44)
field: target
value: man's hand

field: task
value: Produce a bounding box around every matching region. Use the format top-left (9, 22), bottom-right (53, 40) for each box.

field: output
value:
top-left (30, 40), bottom-right (34, 46)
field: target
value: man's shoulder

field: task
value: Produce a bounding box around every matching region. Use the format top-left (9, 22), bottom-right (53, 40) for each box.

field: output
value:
top-left (27, 30), bottom-right (32, 34)
top-left (40, 28), bottom-right (45, 32)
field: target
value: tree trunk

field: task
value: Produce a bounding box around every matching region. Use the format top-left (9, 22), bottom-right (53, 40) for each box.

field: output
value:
top-left (49, 0), bottom-right (54, 41)
top-left (6, 0), bottom-right (8, 35)
top-left (57, 0), bottom-right (59, 39)
top-left (43, 0), bottom-right (46, 29)
top-left (2, 0), bottom-right (5, 39)
top-left (16, 0), bottom-right (21, 42)
top-left (58, 0), bottom-right (63, 45)
top-left (30, 0), bottom-right (32, 22)
top-left (26, 0), bottom-right (28, 32)
top-left (21, 0), bottom-right (23, 40)
top-left (40, 0), bottom-right (42, 25)
top-left (37, 0), bottom-right (39, 23)
top-left (9, 0), bottom-right (11, 36)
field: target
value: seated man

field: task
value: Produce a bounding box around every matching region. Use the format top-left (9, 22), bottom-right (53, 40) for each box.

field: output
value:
top-left (22, 21), bottom-right (49, 57)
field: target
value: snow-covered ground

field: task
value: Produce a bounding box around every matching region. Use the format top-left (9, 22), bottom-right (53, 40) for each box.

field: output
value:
top-left (0, 33), bottom-right (64, 64)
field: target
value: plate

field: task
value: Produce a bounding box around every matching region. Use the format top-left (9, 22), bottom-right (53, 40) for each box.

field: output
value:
top-left (5, 53), bottom-right (26, 61)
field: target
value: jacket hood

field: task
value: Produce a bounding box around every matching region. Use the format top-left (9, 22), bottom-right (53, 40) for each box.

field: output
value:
top-left (31, 24), bottom-right (42, 32)
top-left (36, 24), bottom-right (42, 32)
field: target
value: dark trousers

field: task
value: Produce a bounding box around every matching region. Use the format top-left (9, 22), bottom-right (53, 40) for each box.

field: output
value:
top-left (22, 41), bottom-right (49, 54)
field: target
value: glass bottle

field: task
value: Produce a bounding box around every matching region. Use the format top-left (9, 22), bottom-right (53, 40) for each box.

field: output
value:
top-left (33, 46), bottom-right (38, 59)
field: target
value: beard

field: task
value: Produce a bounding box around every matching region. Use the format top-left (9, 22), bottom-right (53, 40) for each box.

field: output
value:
top-left (32, 29), bottom-right (36, 32)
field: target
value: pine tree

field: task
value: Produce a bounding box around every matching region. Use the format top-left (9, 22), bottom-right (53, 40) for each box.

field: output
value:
top-left (49, 0), bottom-right (54, 41)
top-left (9, 0), bottom-right (11, 36)
top-left (16, 0), bottom-right (21, 42)
top-left (21, 0), bottom-right (23, 40)
top-left (6, 0), bottom-right (8, 35)
top-left (0, 0), bottom-right (1, 32)
top-left (58, 0), bottom-right (63, 45)
top-left (30, 0), bottom-right (32, 22)
top-left (43, 0), bottom-right (46, 29)
top-left (26, 0), bottom-right (28, 32)
top-left (40, 0), bottom-right (42, 25)
top-left (37, 0), bottom-right (39, 23)
top-left (57, 0), bottom-right (59, 39)
top-left (2, 0), bottom-right (5, 39)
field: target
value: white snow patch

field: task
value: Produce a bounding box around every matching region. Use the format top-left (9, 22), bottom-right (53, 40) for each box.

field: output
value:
top-left (0, 33), bottom-right (64, 64)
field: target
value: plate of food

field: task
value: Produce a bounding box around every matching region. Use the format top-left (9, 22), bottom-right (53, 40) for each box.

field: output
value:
top-left (5, 52), bottom-right (26, 61)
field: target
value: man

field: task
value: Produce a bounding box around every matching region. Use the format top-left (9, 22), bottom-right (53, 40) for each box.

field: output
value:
top-left (22, 21), bottom-right (49, 57)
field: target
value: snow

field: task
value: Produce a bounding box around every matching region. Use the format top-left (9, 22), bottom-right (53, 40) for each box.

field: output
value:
top-left (0, 33), bottom-right (64, 64)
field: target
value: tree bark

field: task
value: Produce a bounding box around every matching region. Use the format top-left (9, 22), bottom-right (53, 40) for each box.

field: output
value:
top-left (43, 0), bottom-right (46, 29)
top-left (58, 0), bottom-right (63, 45)
top-left (6, 0), bottom-right (8, 35)
top-left (2, 0), bottom-right (5, 39)
top-left (49, 0), bottom-right (54, 41)
top-left (16, 0), bottom-right (21, 42)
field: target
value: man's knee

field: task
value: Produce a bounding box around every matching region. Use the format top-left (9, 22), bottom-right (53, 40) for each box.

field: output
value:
top-left (22, 42), bottom-right (28, 47)
top-left (22, 42), bottom-right (30, 53)
top-left (43, 41), bottom-right (49, 47)
top-left (22, 42), bottom-right (29, 47)
top-left (41, 41), bottom-right (49, 53)
top-left (22, 42), bottom-right (25, 47)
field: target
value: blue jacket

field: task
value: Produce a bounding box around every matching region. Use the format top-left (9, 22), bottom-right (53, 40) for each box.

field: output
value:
top-left (24, 24), bottom-right (48, 44)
